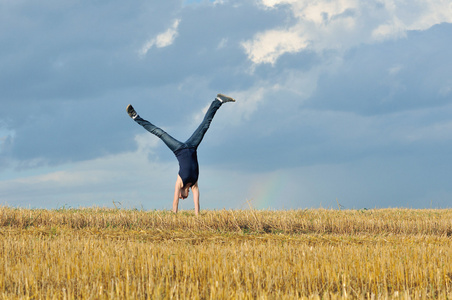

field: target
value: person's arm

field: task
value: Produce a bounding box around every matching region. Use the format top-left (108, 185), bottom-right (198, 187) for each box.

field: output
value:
top-left (191, 182), bottom-right (200, 215)
top-left (173, 176), bottom-right (183, 213)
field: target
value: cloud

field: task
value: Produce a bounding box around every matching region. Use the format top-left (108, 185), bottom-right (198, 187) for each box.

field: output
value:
top-left (139, 19), bottom-right (181, 56)
top-left (0, 130), bottom-right (255, 210)
top-left (307, 23), bottom-right (452, 115)
top-left (371, 17), bottom-right (407, 40)
top-left (1, 0), bottom-right (452, 209)
top-left (242, 0), bottom-right (452, 65)
top-left (0, 132), bottom-right (175, 208)
top-left (216, 38), bottom-right (228, 49)
top-left (242, 29), bottom-right (308, 65)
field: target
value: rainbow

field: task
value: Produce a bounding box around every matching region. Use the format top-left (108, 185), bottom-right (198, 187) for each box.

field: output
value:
top-left (247, 171), bottom-right (289, 209)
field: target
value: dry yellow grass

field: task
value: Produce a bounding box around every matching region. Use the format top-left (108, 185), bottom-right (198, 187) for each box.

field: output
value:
top-left (0, 206), bottom-right (451, 299)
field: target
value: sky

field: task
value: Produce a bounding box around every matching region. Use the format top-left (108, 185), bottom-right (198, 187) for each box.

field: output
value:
top-left (1, 0), bottom-right (452, 210)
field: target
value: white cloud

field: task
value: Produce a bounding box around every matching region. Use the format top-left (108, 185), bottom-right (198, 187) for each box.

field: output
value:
top-left (218, 86), bottom-right (274, 126)
top-left (388, 64), bottom-right (403, 75)
top-left (372, 17), bottom-right (407, 41)
top-left (139, 19), bottom-right (181, 56)
top-left (242, 29), bottom-right (308, 65)
top-left (243, 0), bottom-right (452, 65)
top-left (404, 0), bottom-right (452, 30)
top-left (217, 38), bottom-right (228, 49)
top-left (260, 0), bottom-right (298, 8)
top-left (188, 87), bottom-right (267, 131)
top-left (134, 132), bottom-right (160, 153)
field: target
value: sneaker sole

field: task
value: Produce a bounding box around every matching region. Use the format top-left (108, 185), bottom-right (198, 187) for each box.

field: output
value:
top-left (217, 94), bottom-right (236, 102)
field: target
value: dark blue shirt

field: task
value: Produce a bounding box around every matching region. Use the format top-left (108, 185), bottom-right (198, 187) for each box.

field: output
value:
top-left (174, 148), bottom-right (199, 187)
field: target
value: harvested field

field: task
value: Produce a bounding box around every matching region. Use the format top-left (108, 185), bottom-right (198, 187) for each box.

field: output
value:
top-left (0, 207), bottom-right (451, 299)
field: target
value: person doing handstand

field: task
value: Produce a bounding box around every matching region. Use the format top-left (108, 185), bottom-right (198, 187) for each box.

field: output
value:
top-left (126, 94), bottom-right (235, 215)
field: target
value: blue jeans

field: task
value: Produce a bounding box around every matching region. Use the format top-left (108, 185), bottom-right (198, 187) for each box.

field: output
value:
top-left (134, 99), bottom-right (222, 153)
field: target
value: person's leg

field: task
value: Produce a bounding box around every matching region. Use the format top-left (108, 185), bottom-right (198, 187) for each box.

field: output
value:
top-left (185, 99), bottom-right (222, 149)
top-left (134, 116), bottom-right (183, 152)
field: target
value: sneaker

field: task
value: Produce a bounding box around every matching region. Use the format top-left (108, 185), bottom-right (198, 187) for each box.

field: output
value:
top-left (126, 104), bottom-right (138, 119)
top-left (216, 94), bottom-right (236, 103)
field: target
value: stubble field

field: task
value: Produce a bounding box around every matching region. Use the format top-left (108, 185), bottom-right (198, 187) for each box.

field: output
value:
top-left (0, 206), bottom-right (451, 299)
